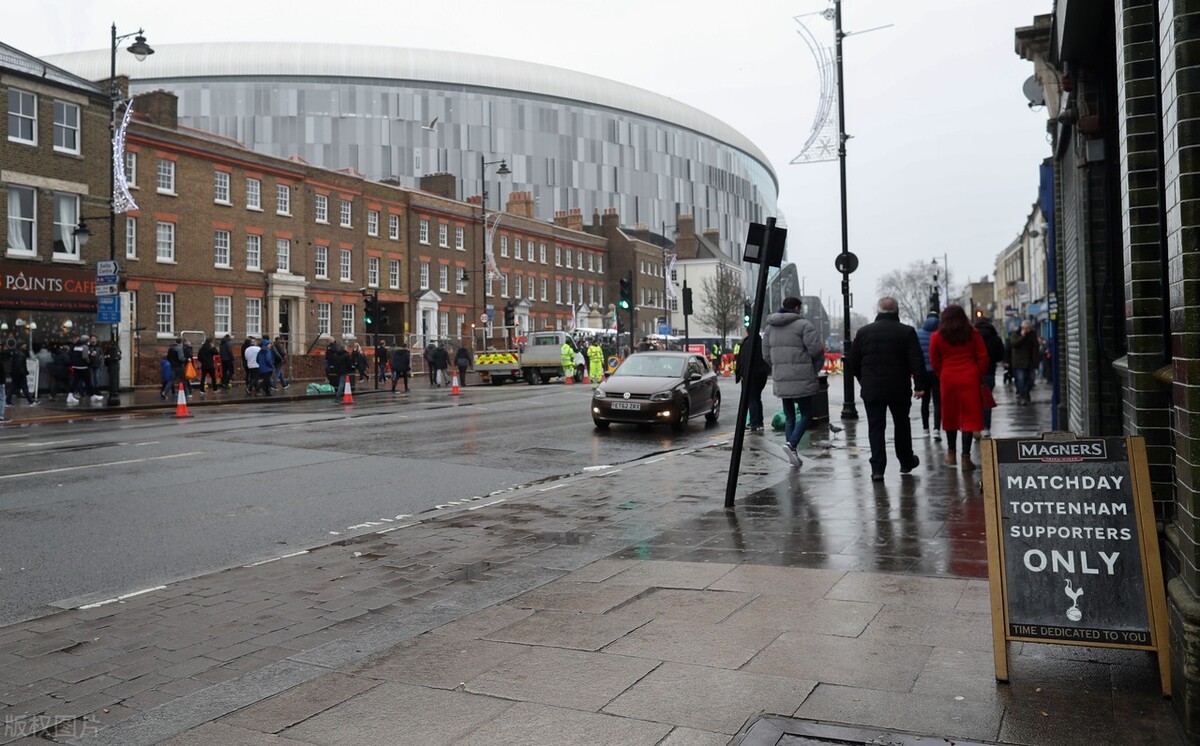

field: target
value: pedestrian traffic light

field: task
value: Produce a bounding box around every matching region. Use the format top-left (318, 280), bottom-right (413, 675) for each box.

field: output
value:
top-left (503, 301), bottom-right (515, 327)
top-left (378, 303), bottom-right (390, 326)
top-left (743, 299), bottom-right (752, 328)
top-left (618, 276), bottom-right (632, 310)
top-left (682, 286), bottom-right (694, 316)
top-left (364, 294), bottom-right (378, 327)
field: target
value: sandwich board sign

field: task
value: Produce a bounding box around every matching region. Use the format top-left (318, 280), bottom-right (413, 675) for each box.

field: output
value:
top-left (981, 432), bottom-right (1170, 696)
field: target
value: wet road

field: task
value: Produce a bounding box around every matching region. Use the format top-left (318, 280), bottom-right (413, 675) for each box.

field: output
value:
top-left (0, 381), bottom-right (730, 626)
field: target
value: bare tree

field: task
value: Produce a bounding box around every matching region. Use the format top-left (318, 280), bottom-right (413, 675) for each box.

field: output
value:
top-left (876, 260), bottom-right (954, 327)
top-left (696, 265), bottom-right (744, 344)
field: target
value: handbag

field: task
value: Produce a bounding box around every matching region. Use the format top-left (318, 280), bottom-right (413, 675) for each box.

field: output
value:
top-left (184, 360), bottom-right (197, 380)
top-left (981, 383), bottom-right (997, 409)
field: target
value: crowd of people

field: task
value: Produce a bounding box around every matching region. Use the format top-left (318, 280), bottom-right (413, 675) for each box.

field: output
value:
top-left (0, 333), bottom-right (123, 420)
top-left (736, 294), bottom-right (1045, 481)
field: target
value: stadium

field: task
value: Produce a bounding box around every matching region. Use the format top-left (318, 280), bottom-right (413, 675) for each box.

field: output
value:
top-left (47, 42), bottom-right (779, 259)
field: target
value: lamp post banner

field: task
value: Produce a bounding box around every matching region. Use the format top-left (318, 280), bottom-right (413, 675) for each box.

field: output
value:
top-left (112, 99), bottom-right (138, 214)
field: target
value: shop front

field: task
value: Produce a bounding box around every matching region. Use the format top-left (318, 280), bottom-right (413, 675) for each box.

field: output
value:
top-left (0, 260), bottom-right (102, 394)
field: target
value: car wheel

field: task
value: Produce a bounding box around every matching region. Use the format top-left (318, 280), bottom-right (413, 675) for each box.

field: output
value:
top-left (593, 418), bottom-right (610, 430)
top-left (527, 369), bottom-right (543, 385)
top-left (705, 391), bottom-right (721, 424)
top-left (670, 401), bottom-right (689, 432)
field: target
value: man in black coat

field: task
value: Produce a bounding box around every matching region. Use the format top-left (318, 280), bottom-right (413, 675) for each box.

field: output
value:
top-left (219, 334), bottom-right (236, 389)
top-left (325, 341), bottom-right (351, 398)
top-left (735, 332), bottom-right (770, 431)
top-left (846, 296), bottom-right (926, 481)
top-left (431, 344), bottom-right (450, 387)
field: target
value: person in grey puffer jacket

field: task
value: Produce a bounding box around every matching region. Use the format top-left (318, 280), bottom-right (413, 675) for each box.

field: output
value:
top-left (762, 296), bottom-right (824, 468)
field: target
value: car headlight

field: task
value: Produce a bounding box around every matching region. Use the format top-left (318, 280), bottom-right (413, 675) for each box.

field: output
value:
top-left (649, 390), bottom-right (674, 402)
top-left (593, 389), bottom-right (607, 399)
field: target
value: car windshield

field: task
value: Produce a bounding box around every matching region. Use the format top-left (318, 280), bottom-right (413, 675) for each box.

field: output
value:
top-left (614, 354), bottom-right (685, 378)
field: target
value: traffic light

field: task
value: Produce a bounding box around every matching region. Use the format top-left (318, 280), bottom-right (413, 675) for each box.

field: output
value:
top-left (503, 301), bottom-right (515, 327)
top-left (682, 286), bottom-right (694, 316)
top-left (364, 294), bottom-right (377, 327)
top-left (743, 299), bottom-right (752, 328)
top-left (377, 303), bottom-right (390, 326)
top-left (618, 275), bottom-right (632, 310)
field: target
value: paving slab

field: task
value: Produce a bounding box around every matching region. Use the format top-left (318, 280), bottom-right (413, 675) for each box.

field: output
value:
top-left (604, 560), bottom-right (737, 589)
top-left (603, 618), bottom-right (781, 669)
top-left (158, 721), bottom-right (309, 745)
top-left (344, 636), bottom-right (527, 690)
top-left (707, 565), bottom-right (845, 598)
top-left (794, 682), bottom-right (1005, 743)
top-left (485, 609), bottom-right (650, 651)
top-left (508, 580), bottom-right (650, 613)
top-left (825, 571), bottom-right (969, 610)
top-left (859, 603), bottom-right (994, 651)
top-left (219, 672), bottom-right (378, 733)
top-left (723, 593), bottom-right (880, 637)
top-left (457, 701), bottom-right (672, 745)
top-left (464, 646), bottom-right (659, 711)
top-left (281, 682), bottom-right (513, 745)
top-left (659, 726), bottom-right (732, 746)
top-left (603, 661), bottom-right (812, 735)
top-left (615, 588), bottom-right (757, 624)
top-left (743, 630), bottom-right (932, 693)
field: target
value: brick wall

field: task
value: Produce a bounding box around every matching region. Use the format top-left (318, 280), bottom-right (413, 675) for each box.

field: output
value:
top-left (1115, 0), bottom-right (1176, 511)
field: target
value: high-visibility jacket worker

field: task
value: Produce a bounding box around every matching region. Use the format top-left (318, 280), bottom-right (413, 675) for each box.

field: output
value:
top-left (587, 343), bottom-right (604, 385)
top-left (560, 342), bottom-right (575, 381)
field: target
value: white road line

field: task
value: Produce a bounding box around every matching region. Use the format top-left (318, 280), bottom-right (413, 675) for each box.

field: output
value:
top-left (468, 498), bottom-right (506, 511)
top-left (18, 439), bottom-right (81, 448)
top-left (0, 451), bottom-right (205, 481)
top-left (242, 549), bottom-right (309, 567)
top-left (643, 457), bottom-right (666, 464)
top-left (78, 585), bottom-right (167, 609)
top-left (538, 483), bottom-right (567, 492)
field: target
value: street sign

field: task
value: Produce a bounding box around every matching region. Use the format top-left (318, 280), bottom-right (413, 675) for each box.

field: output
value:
top-left (94, 284), bottom-right (118, 296)
top-left (96, 260), bottom-right (119, 276)
top-left (480, 313), bottom-right (489, 323)
top-left (97, 295), bottom-right (121, 323)
top-left (95, 274), bottom-right (119, 285)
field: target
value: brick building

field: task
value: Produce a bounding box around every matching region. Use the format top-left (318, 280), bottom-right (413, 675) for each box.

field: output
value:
top-left (1, 42), bottom-right (111, 376)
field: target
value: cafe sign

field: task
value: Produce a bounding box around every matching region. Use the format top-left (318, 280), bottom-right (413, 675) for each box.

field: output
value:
top-left (0, 261), bottom-right (97, 311)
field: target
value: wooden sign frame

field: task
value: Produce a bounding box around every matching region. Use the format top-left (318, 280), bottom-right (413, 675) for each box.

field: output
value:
top-left (981, 432), bottom-right (1171, 696)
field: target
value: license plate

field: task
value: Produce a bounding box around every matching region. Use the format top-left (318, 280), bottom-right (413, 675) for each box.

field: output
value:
top-left (611, 401), bottom-right (641, 411)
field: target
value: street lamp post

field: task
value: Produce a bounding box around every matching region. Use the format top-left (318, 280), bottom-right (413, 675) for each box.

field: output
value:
top-left (475, 155), bottom-right (509, 349)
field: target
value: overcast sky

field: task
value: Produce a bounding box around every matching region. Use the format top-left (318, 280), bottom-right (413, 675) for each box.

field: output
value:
top-left (10, 0), bottom-right (1051, 316)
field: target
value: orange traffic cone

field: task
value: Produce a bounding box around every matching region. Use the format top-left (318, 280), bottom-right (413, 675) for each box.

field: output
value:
top-left (583, 368), bottom-right (590, 384)
top-left (564, 370), bottom-right (574, 385)
top-left (342, 374), bottom-right (354, 404)
top-left (450, 373), bottom-right (461, 395)
top-left (174, 382), bottom-right (192, 418)
top-left (722, 361), bottom-right (732, 377)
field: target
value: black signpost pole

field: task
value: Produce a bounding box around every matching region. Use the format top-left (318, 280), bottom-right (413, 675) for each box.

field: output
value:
top-left (725, 218), bottom-right (785, 509)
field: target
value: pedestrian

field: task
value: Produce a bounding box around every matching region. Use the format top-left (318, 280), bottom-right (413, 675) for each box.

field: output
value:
top-left (5, 342), bottom-right (39, 406)
top-left (102, 340), bottom-right (121, 402)
top-left (67, 334), bottom-right (94, 404)
top-left (560, 340), bottom-right (574, 383)
top-left (1008, 320), bottom-right (1040, 405)
top-left (166, 337), bottom-right (189, 397)
top-left (846, 296), bottom-right (926, 482)
top-left (454, 344), bottom-right (470, 387)
top-left (243, 337), bottom-right (262, 395)
top-left (915, 311), bottom-right (942, 441)
top-left (87, 335), bottom-right (102, 395)
top-left (930, 305), bottom-right (989, 470)
top-left (973, 315), bottom-right (1006, 438)
top-left (424, 343), bottom-right (437, 386)
top-left (375, 339), bottom-right (389, 383)
top-left (763, 297), bottom-right (823, 467)
top-left (587, 339), bottom-right (605, 386)
top-left (431, 343), bottom-right (450, 386)
top-left (181, 337), bottom-right (195, 395)
top-left (326, 340), bottom-right (351, 398)
top-left (197, 338), bottom-right (218, 393)
top-left (272, 336), bottom-right (289, 389)
top-left (350, 342), bottom-right (369, 382)
top-left (735, 330), bottom-right (770, 431)
top-left (255, 337), bottom-right (275, 396)
top-left (49, 344), bottom-right (70, 400)
top-left (573, 347), bottom-right (586, 382)
top-left (219, 334), bottom-right (236, 389)
top-left (390, 342), bottom-right (411, 392)
top-left (241, 337), bottom-right (253, 388)
top-left (159, 353), bottom-right (174, 399)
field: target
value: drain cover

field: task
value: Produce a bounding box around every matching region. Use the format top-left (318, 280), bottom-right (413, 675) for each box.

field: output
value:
top-left (736, 717), bottom-right (997, 746)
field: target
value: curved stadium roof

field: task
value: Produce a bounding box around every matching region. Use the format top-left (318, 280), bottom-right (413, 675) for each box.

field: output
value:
top-left (47, 42), bottom-right (776, 189)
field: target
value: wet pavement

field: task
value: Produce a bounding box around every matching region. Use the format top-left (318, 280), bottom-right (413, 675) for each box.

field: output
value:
top-left (0, 377), bottom-right (1184, 745)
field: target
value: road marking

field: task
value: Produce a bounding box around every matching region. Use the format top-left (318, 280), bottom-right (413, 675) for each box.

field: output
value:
top-left (643, 457), bottom-right (665, 464)
top-left (468, 498), bottom-right (506, 510)
top-left (78, 585), bottom-right (167, 609)
top-left (0, 451), bottom-right (204, 480)
top-left (538, 483), bottom-right (567, 492)
top-left (17, 439), bottom-right (81, 448)
top-left (243, 550), bottom-right (309, 567)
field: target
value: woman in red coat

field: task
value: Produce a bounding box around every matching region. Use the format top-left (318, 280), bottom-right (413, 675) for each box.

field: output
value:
top-left (930, 304), bottom-right (989, 471)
